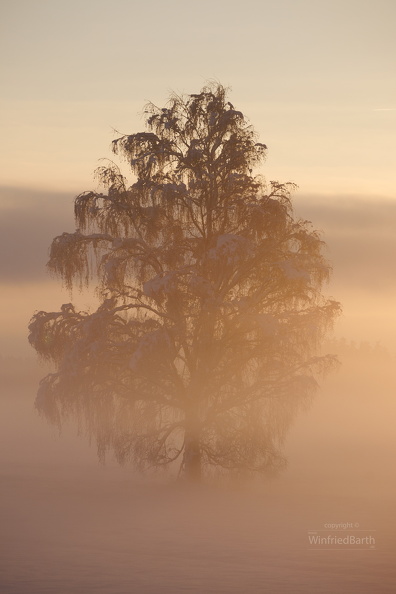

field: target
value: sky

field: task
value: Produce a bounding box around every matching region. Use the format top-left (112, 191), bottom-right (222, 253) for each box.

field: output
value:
top-left (0, 0), bottom-right (395, 356)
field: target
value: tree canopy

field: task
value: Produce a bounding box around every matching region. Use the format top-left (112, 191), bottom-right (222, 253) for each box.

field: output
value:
top-left (29, 83), bottom-right (340, 481)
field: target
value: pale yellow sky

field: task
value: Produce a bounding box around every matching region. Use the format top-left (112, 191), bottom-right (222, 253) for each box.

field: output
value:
top-left (1, 0), bottom-right (395, 196)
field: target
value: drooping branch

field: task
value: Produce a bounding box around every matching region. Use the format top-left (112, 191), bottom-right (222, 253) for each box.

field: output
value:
top-left (30, 82), bottom-right (341, 481)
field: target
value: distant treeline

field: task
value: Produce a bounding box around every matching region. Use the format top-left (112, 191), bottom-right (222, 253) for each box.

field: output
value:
top-left (323, 338), bottom-right (394, 364)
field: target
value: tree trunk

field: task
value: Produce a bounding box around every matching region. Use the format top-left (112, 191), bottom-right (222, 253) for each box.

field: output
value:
top-left (182, 420), bottom-right (202, 481)
top-left (183, 436), bottom-right (201, 481)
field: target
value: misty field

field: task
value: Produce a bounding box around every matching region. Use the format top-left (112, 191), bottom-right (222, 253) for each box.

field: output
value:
top-left (1, 347), bottom-right (395, 593)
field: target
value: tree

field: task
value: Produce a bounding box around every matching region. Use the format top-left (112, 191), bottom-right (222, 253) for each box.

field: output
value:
top-left (29, 83), bottom-right (340, 481)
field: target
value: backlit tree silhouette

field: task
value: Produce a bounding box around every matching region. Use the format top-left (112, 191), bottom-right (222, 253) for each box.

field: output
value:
top-left (29, 84), bottom-right (340, 480)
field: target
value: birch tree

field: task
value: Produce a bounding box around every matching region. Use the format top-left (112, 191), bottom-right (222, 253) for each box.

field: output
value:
top-left (29, 83), bottom-right (340, 480)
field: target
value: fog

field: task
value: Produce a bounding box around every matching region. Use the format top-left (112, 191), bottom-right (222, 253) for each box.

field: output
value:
top-left (1, 187), bottom-right (396, 592)
top-left (2, 187), bottom-right (396, 353)
top-left (1, 344), bottom-right (395, 593)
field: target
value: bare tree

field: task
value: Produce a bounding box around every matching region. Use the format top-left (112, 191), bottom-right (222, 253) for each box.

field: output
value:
top-left (29, 83), bottom-right (340, 481)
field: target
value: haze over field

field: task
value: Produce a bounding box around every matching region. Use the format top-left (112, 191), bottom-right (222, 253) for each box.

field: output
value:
top-left (1, 187), bottom-right (395, 356)
top-left (1, 1), bottom-right (395, 592)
